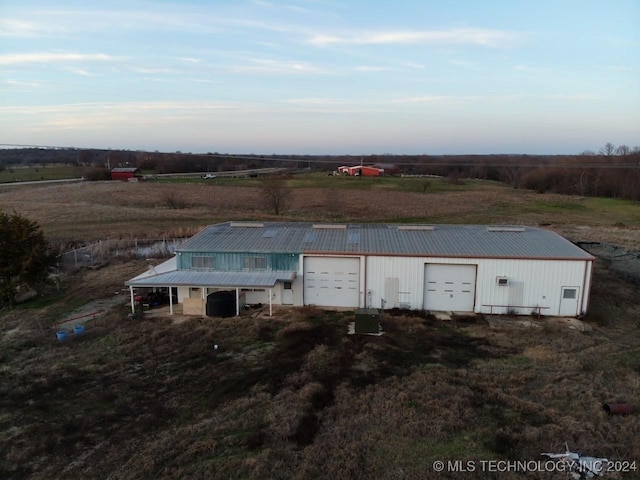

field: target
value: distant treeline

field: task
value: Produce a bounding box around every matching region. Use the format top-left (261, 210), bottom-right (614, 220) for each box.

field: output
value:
top-left (1, 147), bottom-right (639, 201)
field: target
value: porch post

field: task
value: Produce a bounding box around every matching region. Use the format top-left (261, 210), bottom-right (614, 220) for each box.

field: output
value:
top-left (269, 288), bottom-right (273, 317)
top-left (235, 288), bottom-right (240, 316)
top-left (129, 286), bottom-right (135, 314)
top-left (169, 287), bottom-right (173, 315)
top-left (202, 287), bottom-right (206, 317)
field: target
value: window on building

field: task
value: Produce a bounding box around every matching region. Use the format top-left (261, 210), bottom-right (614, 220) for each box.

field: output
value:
top-left (244, 256), bottom-right (267, 270)
top-left (191, 256), bottom-right (215, 270)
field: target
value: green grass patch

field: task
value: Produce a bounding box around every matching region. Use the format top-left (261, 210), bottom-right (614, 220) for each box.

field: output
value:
top-left (0, 165), bottom-right (84, 183)
top-left (286, 174), bottom-right (500, 193)
top-left (532, 200), bottom-right (587, 212)
top-left (380, 432), bottom-right (495, 464)
top-left (614, 347), bottom-right (640, 372)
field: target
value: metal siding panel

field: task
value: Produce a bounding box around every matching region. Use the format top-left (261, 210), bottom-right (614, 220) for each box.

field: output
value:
top-left (475, 258), bottom-right (588, 315)
top-left (362, 255), bottom-right (591, 316)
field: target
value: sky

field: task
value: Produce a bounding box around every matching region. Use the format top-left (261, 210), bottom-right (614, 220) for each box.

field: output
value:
top-left (1, 0), bottom-right (639, 155)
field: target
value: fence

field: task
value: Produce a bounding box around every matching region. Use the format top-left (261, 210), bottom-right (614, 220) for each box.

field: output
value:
top-left (577, 242), bottom-right (640, 284)
top-left (52, 309), bottom-right (106, 333)
top-left (57, 237), bottom-right (184, 272)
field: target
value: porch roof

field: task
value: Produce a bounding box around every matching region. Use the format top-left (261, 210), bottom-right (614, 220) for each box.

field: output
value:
top-left (125, 268), bottom-right (296, 288)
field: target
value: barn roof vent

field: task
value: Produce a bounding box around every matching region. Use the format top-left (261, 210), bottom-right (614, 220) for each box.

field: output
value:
top-left (313, 224), bottom-right (347, 229)
top-left (230, 222), bottom-right (264, 228)
top-left (397, 225), bottom-right (435, 231)
top-left (486, 226), bottom-right (525, 232)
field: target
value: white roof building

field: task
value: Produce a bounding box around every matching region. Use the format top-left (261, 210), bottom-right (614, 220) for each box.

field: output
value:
top-left (126, 222), bottom-right (594, 317)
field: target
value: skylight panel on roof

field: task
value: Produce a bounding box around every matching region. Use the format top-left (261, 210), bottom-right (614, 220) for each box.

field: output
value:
top-left (230, 222), bottom-right (264, 228)
top-left (263, 229), bottom-right (279, 238)
top-left (313, 224), bottom-right (347, 229)
top-left (397, 225), bottom-right (435, 231)
top-left (347, 233), bottom-right (360, 244)
top-left (486, 227), bottom-right (525, 232)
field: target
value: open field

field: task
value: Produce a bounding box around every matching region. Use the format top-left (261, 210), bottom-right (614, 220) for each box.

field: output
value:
top-left (1, 174), bottom-right (639, 479)
top-left (0, 260), bottom-right (639, 479)
top-left (0, 165), bottom-right (84, 183)
top-left (0, 174), bottom-right (638, 248)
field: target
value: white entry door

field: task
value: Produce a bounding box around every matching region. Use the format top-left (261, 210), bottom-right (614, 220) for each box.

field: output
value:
top-left (282, 281), bottom-right (293, 305)
top-left (304, 257), bottom-right (360, 307)
top-left (423, 264), bottom-right (476, 312)
top-left (559, 286), bottom-right (580, 316)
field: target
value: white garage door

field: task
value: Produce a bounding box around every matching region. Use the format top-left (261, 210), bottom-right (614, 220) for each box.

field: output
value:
top-left (304, 257), bottom-right (360, 307)
top-left (423, 264), bottom-right (476, 312)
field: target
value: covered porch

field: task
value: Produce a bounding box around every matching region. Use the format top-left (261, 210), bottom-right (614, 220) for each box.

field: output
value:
top-left (125, 259), bottom-right (296, 317)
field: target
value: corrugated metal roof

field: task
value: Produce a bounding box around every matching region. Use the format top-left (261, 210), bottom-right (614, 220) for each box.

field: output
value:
top-left (125, 269), bottom-right (295, 287)
top-left (127, 257), bottom-right (176, 283)
top-left (176, 222), bottom-right (594, 260)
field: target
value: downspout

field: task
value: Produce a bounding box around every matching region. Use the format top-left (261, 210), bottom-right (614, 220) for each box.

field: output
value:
top-left (363, 254), bottom-right (367, 308)
top-left (236, 288), bottom-right (240, 316)
top-left (129, 285), bottom-right (135, 314)
top-left (269, 288), bottom-right (273, 316)
top-left (169, 287), bottom-right (173, 315)
top-left (581, 259), bottom-right (593, 316)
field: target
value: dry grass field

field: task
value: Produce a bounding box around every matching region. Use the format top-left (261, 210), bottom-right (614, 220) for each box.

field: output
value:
top-left (0, 175), bottom-right (638, 248)
top-left (0, 174), bottom-right (639, 479)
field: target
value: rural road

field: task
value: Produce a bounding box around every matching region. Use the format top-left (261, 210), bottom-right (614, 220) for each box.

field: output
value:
top-left (0, 178), bottom-right (84, 187)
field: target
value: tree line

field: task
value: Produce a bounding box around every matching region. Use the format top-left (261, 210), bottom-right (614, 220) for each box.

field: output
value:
top-left (2, 144), bottom-right (639, 200)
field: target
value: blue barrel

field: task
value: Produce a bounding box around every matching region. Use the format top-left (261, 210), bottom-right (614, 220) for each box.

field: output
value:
top-left (56, 330), bottom-right (68, 341)
top-left (73, 325), bottom-right (85, 336)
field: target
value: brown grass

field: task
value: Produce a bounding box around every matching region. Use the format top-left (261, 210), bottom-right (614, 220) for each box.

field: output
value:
top-left (0, 178), bottom-right (638, 249)
top-left (1, 176), bottom-right (639, 479)
top-left (1, 259), bottom-right (639, 479)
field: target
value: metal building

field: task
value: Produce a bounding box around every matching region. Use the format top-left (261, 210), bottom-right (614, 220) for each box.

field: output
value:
top-left (125, 222), bottom-right (594, 317)
top-left (111, 167), bottom-right (142, 181)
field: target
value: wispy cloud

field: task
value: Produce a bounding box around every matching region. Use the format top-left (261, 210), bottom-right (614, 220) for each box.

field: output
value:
top-left (65, 67), bottom-right (95, 76)
top-left (449, 59), bottom-right (475, 67)
top-left (0, 18), bottom-right (64, 37)
top-left (129, 66), bottom-right (179, 74)
top-left (176, 57), bottom-right (202, 64)
top-left (252, 0), bottom-right (314, 15)
top-left (542, 93), bottom-right (600, 100)
top-left (5, 79), bottom-right (40, 87)
top-left (308, 28), bottom-right (520, 47)
top-left (354, 66), bottom-right (395, 72)
top-left (227, 58), bottom-right (329, 75)
top-left (0, 53), bottom-right (118, 66)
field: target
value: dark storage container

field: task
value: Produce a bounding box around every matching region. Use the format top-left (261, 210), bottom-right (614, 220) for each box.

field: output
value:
top-left (355, 308), bottom-right (380, 334)
top-left (206, 291), bottom-right (236, 318)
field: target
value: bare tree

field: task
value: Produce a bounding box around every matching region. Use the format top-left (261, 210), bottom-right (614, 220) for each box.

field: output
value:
top-left (259, 176), bottom-right (292, 215)
top-left (615, 144), bottom-right (630, 156)
top-left (599, 142), bottom-right (616, 156)
top-left (502, 165), bottom-right (523, 188)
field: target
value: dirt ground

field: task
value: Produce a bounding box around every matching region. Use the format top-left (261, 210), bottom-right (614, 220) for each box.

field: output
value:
top-left (1, 178), bottom-right (639, 479)
top-left (0, 258), bottom-right (639, 480)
